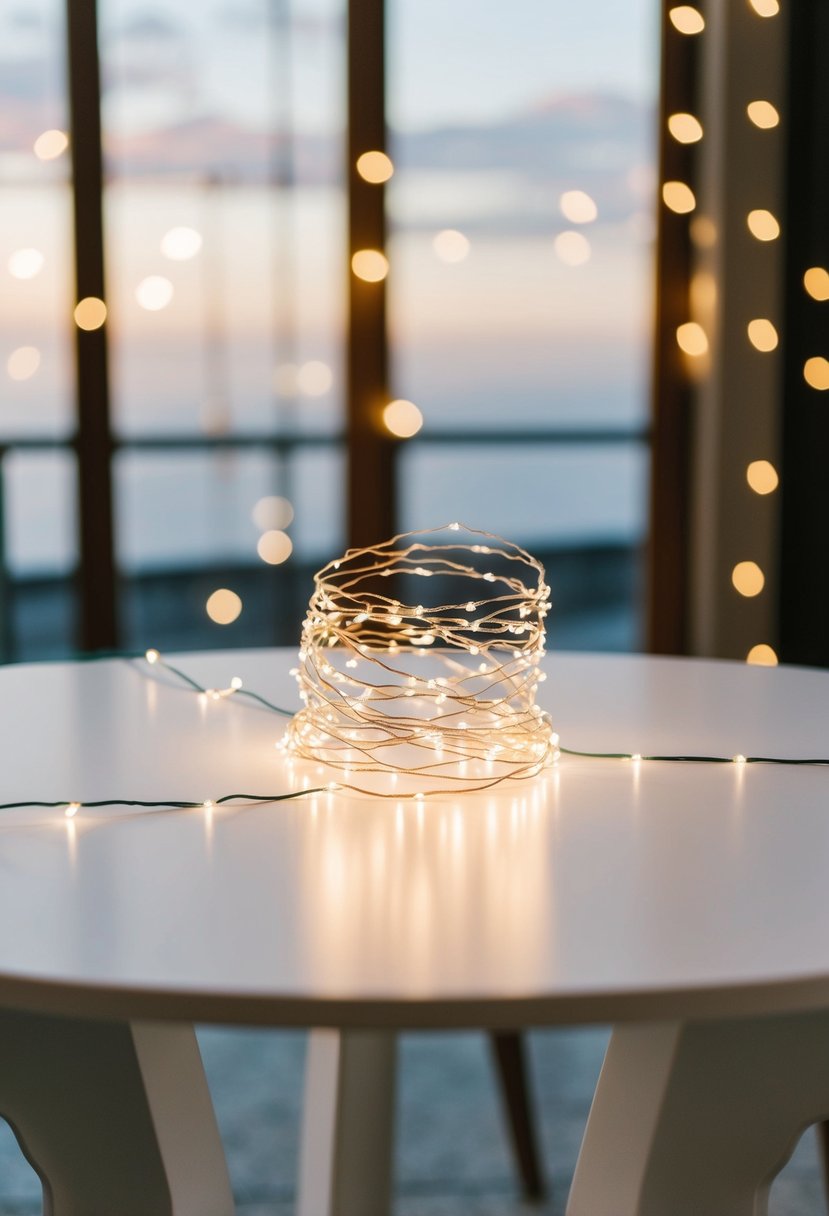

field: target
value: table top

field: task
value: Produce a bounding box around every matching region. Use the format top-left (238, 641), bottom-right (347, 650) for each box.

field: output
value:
top-left (1, 648), bottom-right (829, 1028)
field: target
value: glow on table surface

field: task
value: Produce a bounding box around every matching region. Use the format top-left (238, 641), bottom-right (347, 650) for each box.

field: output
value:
top-left (1, 649), bottom-right (829, 1027)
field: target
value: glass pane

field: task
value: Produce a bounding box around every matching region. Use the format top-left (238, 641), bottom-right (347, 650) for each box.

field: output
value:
top-left (99, 0), bottom-right (346, 439)
top-left (387, 0), bottom-right (658, 647)
top-left (115, 445), bottom-right (343, 649)
top-left (1, 0), bottom-right (74, 439)
top-left (399, 441), bottom-right (648, 651)
top-left (3, 450), bottom-right (78, 658)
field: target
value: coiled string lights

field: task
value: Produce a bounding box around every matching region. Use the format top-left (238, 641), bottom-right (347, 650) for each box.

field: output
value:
top-left (282, 524), bottom-right (556, 797)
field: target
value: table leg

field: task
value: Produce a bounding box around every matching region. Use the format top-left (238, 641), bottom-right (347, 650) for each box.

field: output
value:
top-left (567, 1011), bottom-right (829, 1216)
top-left (0, 1008), bottom-right (234, 1216)
top-left (298, 1029), bottom-right (396, 1216)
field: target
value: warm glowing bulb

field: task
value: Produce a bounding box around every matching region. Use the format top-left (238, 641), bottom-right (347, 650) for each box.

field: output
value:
top-left (668, 5), bottom-right (705, 34)
top-left (206, 588), bottom-right (243, 624)
top-left (230, 676), bottom-right (243, 690)
top-left (748, 0), bottom-right (779, 15)
top-left (383, 399), bottom-right (423, 438)
top-left (747, 209), bottom-right (780, 241)
top-left (804, 357), bottom-right (829, 390)
top-left (662, 181), bottom-right (696, 214)
top-left (747, 318), bottom-right (778, 352)
top-left (804, 267), bottom-right (829, 302)
top-left (559, 190), bottom-right (598, 223)
top-left (145, 648), bottom-right (160, 664)
top-left (676, 321), bottom-right (708, 356)
top-left (667, 113), bottom-right (703, 143)
top-left (356, 151), bottom-right (394, 183)
top-left (252, 496), bottom-right (294, 530)
top-left (554, 231), bottom-right (591, 265)
top-left (733, 754), bottom-right (747, 765)
top-left (747, 100), bottom-right (779, 129)
top-left (7, 346), bottom-right (41, 381)
top-left (136, 275), bottom-right (174, 311)
top-left (732, 561), bottom-right (765, 597)
top-left (74, 296), bottom-right (107, 330)
top-left (746, 460), bottom-right (779, 495)
top-left (65, 802), bottom-right (81, 818)
top-left (160, 226), bottom-right (203, 260)
top-left (747, 644), bottom-right (778, 666)
top-left (433, 229), bottom-right (470, 262)
top-left (8, 248), bottom-right (44, 279)
top-left (34, 128), bottom-right (68, 160)
top-left (257, 530), bottom-right (293, 565)
top-left (351, 249), bottom-right (389, 282)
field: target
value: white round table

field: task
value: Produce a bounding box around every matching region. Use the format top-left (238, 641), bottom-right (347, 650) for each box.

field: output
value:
top-left (1, 649), bottom-right (829, 1215)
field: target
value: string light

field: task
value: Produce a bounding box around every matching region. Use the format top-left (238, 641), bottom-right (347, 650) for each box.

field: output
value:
top-left (6, 641), bottom-right (829, 820)
top-left (160, 227), bottom-right (202, 261)
top-left (73, 297), bottom-right (107, 331)
top-left (351, 250), bottom-right (389, 282)
top-left (356, 151), bottom-right (394, 183)
top-left (748, 0), bottom-right (779, 16)
top-left (662, 181), bottom-right (696, 214)
top-left (33, 129), bottom-right (68, 160)
top-left (206, 589), bottom-right (243, 625)
top-left (668, 6), bottom-right (705, 35)
top-left (284, 525), bottom-right (555, 797)
top-left (732, 561), bottom-right (765, 597)
top-left (383, 399), bottom-right (423, 438)
top-left (803, 357), bottom-right (829, 391)
top-left (746, 100), bottom-right (779, 129)
top-left (747, 209), bottom-right (780, 241)
top-left (747, 318), bottom-right (778, 352)
top-left (667, 113), bottom-right (703, 144)
top-left (559, 191), bottom-right (598, 223)
top-left (676, 322), bottom-right (708, 356)
top-left (746, 460), bottom-right (779, 495)
top-left (804, 267), bottom-right (829, 301)
top-left (136, 276), bottom-right (174, 311)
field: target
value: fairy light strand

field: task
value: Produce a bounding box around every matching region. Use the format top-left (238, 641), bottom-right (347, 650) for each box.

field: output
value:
top-left (283, 524), bottom-right (555, 796)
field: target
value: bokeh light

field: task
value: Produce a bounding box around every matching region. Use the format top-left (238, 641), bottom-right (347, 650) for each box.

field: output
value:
top-left (804, 267), bottom-right (829, 301)
top-left (356, 151), bottom-right (394, 183)
top-left (732, 561), bottom-right (765, 597)
top-left (160, 227), bottom-right (203, 261)
top-left (252, 496), bottom-right (294, 531)
top-left (74, 297), bottom-right (107, 330)
top-left (747, 209), bottom-right (780, 241)
top-left (747, 318), bottom-right (778, 352)
top-left (257, 530), bottom-right (293, 565)
top-left (33, 129), bottom-right (68, 160)
top-left (749, 0), bottom-right (779, 15)
top-left (206, 589), bottom-right (243, 625)
top-left (554, 231), bottom-right (591, 265)
top-left (8, 248), bottom-right (44, 280)
top-left (746, 100), bottom-right (779, 129)
top-left (662, 181), bottom-right (696, 214)
top-left (7, 346), bottom-right (41, 381)
top-left (383, 399), bottom-right (423, 438)
top-left (351, 249), bottom-right (389, 282)
top-left (136, 276), bottom-right (174, 311)
top-left (668, 6), bottom-right (705, 34)
top-left (433, 229), bottom-right (471, 262)
top-left (676, 321), bottom-right (708, 356)
top-left (804, 357), bottom-right (829, 391)
top-left (747, 644), bottom-right (778, 666)
top-left (667, 113), bottom-right (703, 143)
top-left (559, 190), bottom-right (598, 223)
top-left (746, 460), bottom-right (779, 495)
top-left (297, 360), bottom-right (333, 396)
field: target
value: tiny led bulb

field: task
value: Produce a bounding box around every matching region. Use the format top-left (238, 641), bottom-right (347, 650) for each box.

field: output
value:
top-left (230, 676), bottom-right (243, 690)
top-left (631, 753), bottom-right (643, 762)
top-left (145, 648), bottom-right (160, 664)
top-left (733, 754), bottom-right (747, 765)
top-left (65, 802), bottom-right (81, 818)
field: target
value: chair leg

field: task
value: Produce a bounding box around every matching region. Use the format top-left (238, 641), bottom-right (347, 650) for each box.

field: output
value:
top-left (490, 1030), bottom-right (547, 1202)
